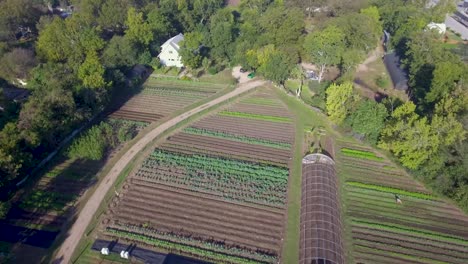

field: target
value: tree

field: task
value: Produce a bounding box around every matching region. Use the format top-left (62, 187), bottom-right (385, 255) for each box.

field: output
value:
top-left (179, 31), bottom-right (204, 69)
top-left (0, 0), bottom-right (40, 41)
top-left (193, 0), bottom-right (223, 24)
top-left (146, 6), bottom-right (174, 42)
top-left (341, 48), bottom-right (365, 73)
top-left (378, 102), bottom-right (440, 169)
top-left (36, 16), bottom-right (104, 65)
top-left (102, 35), bottom-right (138, 69)
top-left (303, 25), bottom-right (345, 82)
top-left (67, 122), bottom-right (114, 160)
top-left (259, 6), bottom-right (305, 46)
top-left (0, 123), bottom-right (32, 182)
top-left (347, 100), bottom-right (388, 144)
top-left (78, 51), bottom-right (107, 89)
top-left (425, 61), bottom-right (466, 104)
top-left (325, 82), bottom-right (355, 124)
top-left (97, 0), bottom-right (131, 32)
top-left (18, 88), bottom-right (78, 146)
top-left (260, 50), bottom-right (295, 84)
top-left (0, 48), bottom-right (36, 83)
top-left (125, 7), bottom-right (153, 46)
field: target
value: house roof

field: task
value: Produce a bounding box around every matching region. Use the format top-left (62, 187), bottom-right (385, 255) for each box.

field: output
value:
top-left (161, 33), bottom-right (184, 52)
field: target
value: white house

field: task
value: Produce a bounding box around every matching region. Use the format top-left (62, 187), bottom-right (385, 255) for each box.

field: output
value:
top-left (427, 22), bottom-right (447, 34)
top-left (158, 33), bottom-right (184, 68)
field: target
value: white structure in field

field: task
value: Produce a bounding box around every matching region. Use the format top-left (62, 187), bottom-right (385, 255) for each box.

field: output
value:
top-left (101, 248), bottom-right (109, 255)
top-left (120, 250), bottom-right (129, 259)
top-left (427, 22), bottom-right (447, 34)
top-left (158, 33), bottom-right (184, 68)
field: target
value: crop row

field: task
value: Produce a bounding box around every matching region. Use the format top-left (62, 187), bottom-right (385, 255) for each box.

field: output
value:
top-left (241, 97), bottom-right (282, 106)
top-left (346, 181), bottom-right (435, 200)
top-left (219, 111), bottom-right (292, 123)
top-left (141, 87), bottom-right (210, 97)
top-left (140, 150), bottom-right (288, 206)
top-left (107, 118), bottom-right (148, 129)
top-left (135, 170), bottom-right (286, 206)
top-left (352, 219), bottom-right (468, 245)
top-left (105, 228), bottom-right (267, 264)
top-left (341, 148), bottom-right (384, 161)
top-left (148, 150), bottom-right (289, 181)
top-left (183, 127), bottom-right (291, 150)
top-left (107, 223), bottom-right (277, 263)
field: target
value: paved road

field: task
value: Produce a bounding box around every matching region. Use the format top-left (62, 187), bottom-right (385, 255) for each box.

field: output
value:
top-left (54, 79), bottom-right (266, 264)
top-left (446, 15), bottom-right (468, 40)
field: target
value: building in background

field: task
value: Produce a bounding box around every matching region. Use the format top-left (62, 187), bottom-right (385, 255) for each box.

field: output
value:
top-left (158, 33), bottom-right (184, 68)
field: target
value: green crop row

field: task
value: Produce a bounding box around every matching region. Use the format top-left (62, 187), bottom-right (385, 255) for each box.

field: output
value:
top-left (341, 148), bottom-right (384, 161)
top-left (108, 224), bottom-right (276, 263)
top-left (346, 181), bottom-right (435, 200)
top-left (219, 111), bottom-right (292, 123)
top-left (149, 149), bottom-right (289, 180)
top-left (144, 149), bottom-right (289, 206)
top-left (183, 127), bottom-right (291, 150)
top-left (106, 228), bottom-right (266, 264)
top-left (352, 219), bottom-right (468, 246)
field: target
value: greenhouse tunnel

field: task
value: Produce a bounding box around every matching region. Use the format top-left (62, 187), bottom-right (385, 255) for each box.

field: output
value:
top-left (300, 153), bottom-right (344, 264)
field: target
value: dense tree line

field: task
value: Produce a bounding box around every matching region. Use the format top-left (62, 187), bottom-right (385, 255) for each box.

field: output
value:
top-left (0, 0), bottom-right (227, 192)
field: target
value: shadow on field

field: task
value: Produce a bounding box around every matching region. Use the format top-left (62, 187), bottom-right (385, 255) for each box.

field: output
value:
top-left (91, 239), bottom-right (212, 264)
top-left (1, 66), bottom-right (156, 263)
top-left (2, 157), bottom-right (104, 263)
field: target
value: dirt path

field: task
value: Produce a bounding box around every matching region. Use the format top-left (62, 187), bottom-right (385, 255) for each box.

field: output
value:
top-left (54, 79), bottom-right (266, 264)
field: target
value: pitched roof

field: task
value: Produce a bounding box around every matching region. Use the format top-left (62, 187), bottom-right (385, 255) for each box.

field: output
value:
top-left (161, 33), bottom-right (184, 52)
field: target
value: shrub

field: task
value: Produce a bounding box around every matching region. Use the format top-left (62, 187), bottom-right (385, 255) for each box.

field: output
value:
top-left (375, 75), bottom-right (389, 88)
top-left (117, 124), bottom-right (137, 143)
top-left (207, 66), bottom-right (218, 75)
top-left (0, 201), bottom-right (11, 219)
top-left (179, 75), bottom-right (192, 81)
top-left (67, 122), bottom-right (114, 160)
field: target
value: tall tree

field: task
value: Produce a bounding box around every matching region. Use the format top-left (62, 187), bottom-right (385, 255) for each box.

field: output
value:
top-left (125, 7), bottom-right (153, 46)
top-left (325, 82), bottom-right (356, 124)
top-left (378, 102), bottom-right (440, 169)
top-left (347, 100), bottom-right (388, 144)
top-left (303, 25), bottom-right (345, 82)
top-left (179, 31), bottom-right (204, 69)
top-left (78, 50), bottom-right (107, 89)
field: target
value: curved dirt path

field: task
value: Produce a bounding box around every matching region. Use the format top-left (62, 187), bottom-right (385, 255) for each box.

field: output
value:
top-left (54, 79), bottom-right (266, 264)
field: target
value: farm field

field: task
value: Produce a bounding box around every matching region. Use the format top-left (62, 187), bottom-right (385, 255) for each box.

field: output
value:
top-left (108, 78), bottom-right (228, 123)
top-left (337, 139), bottom-right (468, 264)
top-left (0, 78), bottom-right (230, 263)
top-left (92, 88), bottom-right (296, 264)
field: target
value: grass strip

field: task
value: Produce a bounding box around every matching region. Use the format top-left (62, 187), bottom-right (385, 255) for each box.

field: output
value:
top-left (352, 219), bottom-right (468, 245)
top-left (341, 148), bottom-right (384, 161)
top-left (183, 127), bottom-right (291, 150)
top-left (347, 181), bottom-right (435, 200)
top-left (241, 97), bottom-right (282, 106)
top-left (219, 111), bottom-right (292, 123)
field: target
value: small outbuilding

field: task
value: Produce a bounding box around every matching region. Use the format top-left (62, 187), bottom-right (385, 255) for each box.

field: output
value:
top-left (158, 33), bottom-right (184, 68)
